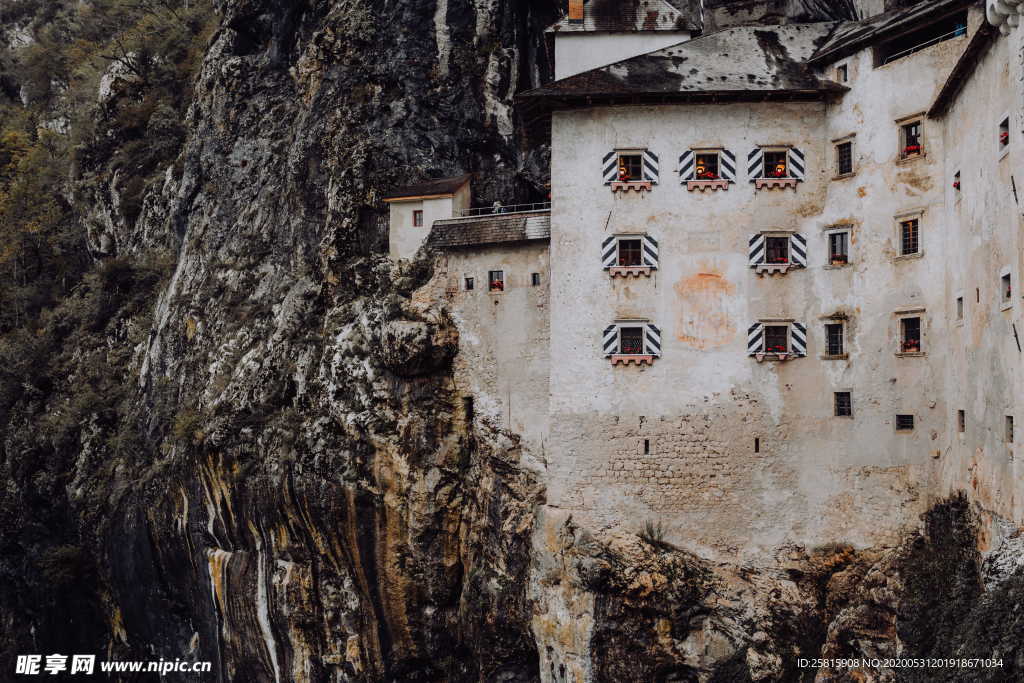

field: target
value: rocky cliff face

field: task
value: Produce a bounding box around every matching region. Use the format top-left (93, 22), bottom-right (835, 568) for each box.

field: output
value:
top-left (3, 1), bottom-right (1024, 682)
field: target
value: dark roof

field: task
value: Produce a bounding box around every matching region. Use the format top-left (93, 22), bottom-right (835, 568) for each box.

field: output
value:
top-left (929, 22), bottom-right (998, 117)
top-left (427, 212), bottom-right (551, 249)
top-left (383, 173), bottom-right (471, 200)
top-left (522, 23), bottom-right (844, 103)
top-left (809, 0), bottom-right (972, 65)
top-left (547, 0), bottom-right (701, 33)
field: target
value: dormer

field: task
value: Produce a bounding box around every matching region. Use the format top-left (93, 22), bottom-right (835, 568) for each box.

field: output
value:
top-left (384, 174), bottom-right (471, 260)
top-left (547, 0), bottom-right (701, 80)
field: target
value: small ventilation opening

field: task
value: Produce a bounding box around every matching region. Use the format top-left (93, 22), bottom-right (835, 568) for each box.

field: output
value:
top-left (463, 396), bottom-right (474, 421)
top-left (957, 409), bottom-right (965, 433)
top-left (754, 437), bottom-right (760, 453)
top-left (643, 439), bottom-right (650, 455)
top-left (1000, 117), bottom-right (1010, 150)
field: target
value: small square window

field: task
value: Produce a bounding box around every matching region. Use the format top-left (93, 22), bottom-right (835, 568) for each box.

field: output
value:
top-left (900, 316), bottom-right (921, 353)
top-left (619, 326), bottom-right (644, 355)
top-left (828, 231), bottom-right (849, 265)
top-left (531, 272), bottom-right (541, 286)
top-left (488, 270), bottom-right (504, 292)
top-left (763, 150), bottom-right (788, 178)
top-left (896, 414), bottom-right (915, 431)
top-left (413, 210), bottom-right (423, 227)
top-left (900, 218), bottom-right (920, 256)
top-left (1007, 416), bottom-right (1015, 443)
top-left (956, 296), bottom-right (963, 320)
top-left (835, 64), bottom-right (848, 83)
top-left (825, 323), bottom-right (844, 356)
top-left (1002, 273), bottom-right (1012, 303)
top-left (957, 409), bottom-right (965, 433)
top-left (834, 391), bottom-right (852, 417)
top-left (617, 239), bottom-right (643, 267)
top-left (694, 152), bottom-right (720, 180)
top-left (836, 141), bottom-right (853, 176)
top-left (999, 117), bottom-right (1010, 150)
top-left (763, 325), bottom-right (789, 353)
top-left (464, 276), bottom-right (474, 291)
top-left (765, 236), bottom-right (789, 264)
top-left (617, 154), bottom-right (643, 182)
top-left (901, 120), bottom-right (923, 159)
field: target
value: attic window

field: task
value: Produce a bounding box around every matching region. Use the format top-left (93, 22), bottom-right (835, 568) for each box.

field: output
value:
top-left (875, 11), bottom-right (967, 66)
top-left (413, 210), bottom-right (423, 227)
top-left (835, 64), bottom-right (848, 83)
top-left (900, 120), bottom-right (923, 159)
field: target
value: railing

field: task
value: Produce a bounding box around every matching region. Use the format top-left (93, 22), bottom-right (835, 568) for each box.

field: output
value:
top-left (456, 201), bottom-right (551, 217)
top-left (882, 25), bottom-right (967, 64)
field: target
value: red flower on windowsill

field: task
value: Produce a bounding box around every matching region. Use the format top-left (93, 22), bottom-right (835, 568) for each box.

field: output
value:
top-left (697, 171), bottom-right (719, 180)
top-left (769, 257), bottom-right (789, 264)
top-left (766, 345), bottom-right (787, 353)
top-left (953, 181), bottom-right (960, 190)
top-left (1000, 132), bottom-right (1009, 145)
top-left (903, 144), bottom-right (922, 156)
top-left (621, 345), bottom-right (643, 355)
top-left (489, 281), bottom-right (504, 291)
top-left (767, 169), bottom-right (788, 178)
top-left (901, 340), bottom-right (920, 352)
top-left (830, 254), bottom-right (848, 264)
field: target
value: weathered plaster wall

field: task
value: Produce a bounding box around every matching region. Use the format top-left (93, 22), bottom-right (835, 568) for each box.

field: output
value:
top-left (553, 31), bottom-right (691, 80)
top-left (422, 242), bottom-right (551, 453)
top-left (388, 184), bottom-right (471, 260)
top-left (545, 22), bottom-right (970, 561)
top-left (936, 24), bottom-right (1024, 522)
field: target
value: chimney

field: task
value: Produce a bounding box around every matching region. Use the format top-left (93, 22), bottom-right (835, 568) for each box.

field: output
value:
top-left (568, 0), bottom-right (584, 22)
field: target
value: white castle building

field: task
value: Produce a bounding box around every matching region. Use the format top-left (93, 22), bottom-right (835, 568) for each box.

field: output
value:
top-left (389, 0), bottom-right (1024, 569)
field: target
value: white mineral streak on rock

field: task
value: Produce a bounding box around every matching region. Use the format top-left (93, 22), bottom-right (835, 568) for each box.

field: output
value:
top-left (483, 51), bottom-right (514, 139)
top-left (434, 0), bottom-right (451, 76)
top-left (251, 523), bottom-right (282, 683)
top-left (206, 548), bottom-right (232, 617)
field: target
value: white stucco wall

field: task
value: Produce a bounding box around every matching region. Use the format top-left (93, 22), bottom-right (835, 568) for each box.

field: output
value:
top-left (554, 31), bottom-right (691, 80)
top-left (388, 183), bottom-right (471, 260)
top-left (544, 24), bottom-right (969, 562)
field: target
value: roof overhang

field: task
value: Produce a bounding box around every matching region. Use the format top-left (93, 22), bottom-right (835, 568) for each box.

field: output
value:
top-left (928, 21), bottom-right (998, 117)
top-left (383, 193), bottom-right (456, 203)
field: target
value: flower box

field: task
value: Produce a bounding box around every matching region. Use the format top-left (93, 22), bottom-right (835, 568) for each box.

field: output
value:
top-left (489, 281), bottom-right (504, 291)
top-left (610, 354), bottom-right (655, 366)
top-left (830, 255), bottom-right (848, 265)
top-left (1000, 132), bottom-right (1009, 145)
top-left (687, 179), bottom-right (729, 192)
top-left (903, 144), bottom-right (922, 157)
top-left (611, 181), bottom-right (652, 193)
top-left (609, 266), bottom-right (653, 278)
top-left (755, 177), bottom-right (798, 190)
top-left (901, 341), bottom-right (920, 353)
top-left (697, 171), bottom-right (719, 180)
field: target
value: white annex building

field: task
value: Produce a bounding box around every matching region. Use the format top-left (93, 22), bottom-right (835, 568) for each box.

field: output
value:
top-left (390, 0), bottom-right (1024, 583)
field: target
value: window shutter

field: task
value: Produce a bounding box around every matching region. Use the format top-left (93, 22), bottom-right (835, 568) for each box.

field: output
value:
top-left (790, 322), bottom-right (807, 356)
top-left (602, 325), bottom-right (618, 356)
top-left (720, 149), bottom-right (737, 182)
top-left (747, 322), bottom-right (764, 356)
top-left (678, 150), bottom-right (695, 181)
top-left (747, 148), bottom-right (764, 180)
top-left (602, 151), bottom-right (618, 184)
top-left (788, 147), bottom-right (805, 181)
top-left (642, 150), bottom-right (659, 184)
top-left (645, 323), bottom-right (662, 357)
top-left (601, 235), bottom-right (617, 269)
top-left (789, 233), bottom-right (807, 267)
top-left (642, 234), bottom-right (659, 268)
top-left (748, 233), bottom-right (765, 265)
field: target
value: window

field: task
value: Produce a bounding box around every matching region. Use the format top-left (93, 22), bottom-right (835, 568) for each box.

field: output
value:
top-left (1002, 273), bottom-right (1012, 304)
top-left (488, 270), bottom-right (504, 292)
top-left (835, 64), bottom-right (848, 83)
top-left (835, 141), bottom-right (853, 176)
top-left (763, 150), bottom-right (788, 178)
top-left (956, 296), bottom-right (963, 320)
top-left (1000, 117), bottom-right (1010, 151)
top-left (825, 323), bottom-right (844, 356)
top-left (900, 316), bottom-right (921, 353)
top-left (413, 210), bottom-right (423, 227)
top-left (765, 236), bottom-right (789, 264)
top-left (953, 170), bottom-right (961, 194)
top-left (1007, 416), bottom-right (1015, 443)
top-left (617, 154), bottom-right (643, 182)
top-left (617, 239), bottom-right (642, 267)
top-left (900, 218), bottom-right (920, 256)
top-left (900, 120), bottom-right (923, 159)
top-left (896, 414), bottom-right (915, 431)
top-left (957, 409), bottom-right (965, 433)
top-left (531, 272), bottom-right (541, 287)
top-left (619, 326), bottom-right (644, 355)
top-left (694, 152), bottom-right (720, 180)
top-left (643, 438), bottom-right (650, 455)
top-left (875, 11), bottom-right (967, 65)
top-left (464, 276), bottom-right (474, 291)
top-left (834, 392), bottom-right (852, 417)
top-left (828, 230), bottom-right (849, 265)
top-left (763, 325), bottom-right (789, 354)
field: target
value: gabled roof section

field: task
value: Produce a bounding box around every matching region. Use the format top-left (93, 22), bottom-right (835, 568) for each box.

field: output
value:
top-left (427, 212), bottom-right (551, 249)
top-left (809, 0), bottom-right (973, 65)
top-left (522, 23), bottom-right (844, 103)
top-left (383, 174), bottom-right (471, 201)
top-left (547, 0), bottom-right (701, 33)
